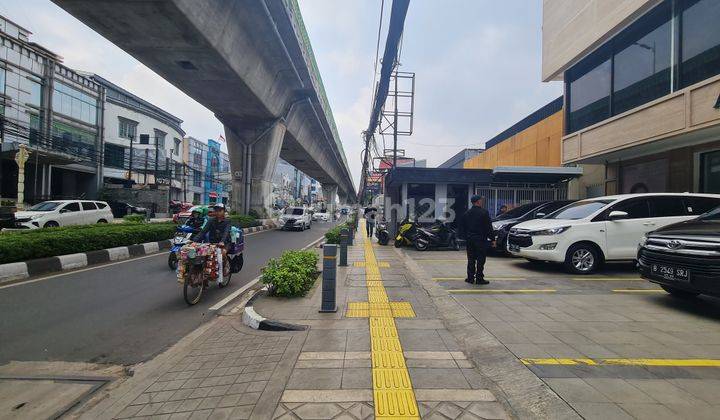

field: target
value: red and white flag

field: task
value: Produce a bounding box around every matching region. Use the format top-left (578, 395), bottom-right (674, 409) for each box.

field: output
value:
top-left (218, 135), bottom-right (226, 143)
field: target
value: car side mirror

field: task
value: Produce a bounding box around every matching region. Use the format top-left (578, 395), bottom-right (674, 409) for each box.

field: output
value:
top-left (535, 212), bottom-right (546, 218)
top-left (608, 210), bottom-right (629, 221)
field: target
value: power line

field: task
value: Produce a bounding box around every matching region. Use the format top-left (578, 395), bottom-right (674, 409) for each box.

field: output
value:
top-left (370, 0), bottom-right (385, 112)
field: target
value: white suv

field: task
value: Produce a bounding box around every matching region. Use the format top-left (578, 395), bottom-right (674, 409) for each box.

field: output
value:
top-left (279, 207), bottom-right (312, 231)
top-left (14, 200), bottom-right (115, 229)
top-left (508, 193), bottom-right (720, 274)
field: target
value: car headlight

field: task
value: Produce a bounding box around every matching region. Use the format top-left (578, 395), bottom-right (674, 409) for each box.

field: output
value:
top-left (531, 226), bottom-right (570, 236)
top-left (639, 234), bottom-right (648, 247)
top-left (493, 222), bottom-right (510, 231)
top-left (30, 214), bottom-right (44, 220)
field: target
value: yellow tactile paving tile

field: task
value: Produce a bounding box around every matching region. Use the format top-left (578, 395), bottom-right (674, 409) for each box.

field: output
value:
top-left (354, 261), bottom-right (391, 268)
top-left (360, 224), bottom-right (419, 419)
top-left (374, 389), bottom-right (419, 418)
top-left (390, 302), bottom-right (416, 318)
top-left (345, 307), bottom-right (369, 318)
top-left (373, 368), bottom-right (413, 389)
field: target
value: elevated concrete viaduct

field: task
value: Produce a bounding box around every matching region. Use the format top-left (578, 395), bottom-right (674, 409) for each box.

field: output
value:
top-left (52, 0), bottom-right (355, 214)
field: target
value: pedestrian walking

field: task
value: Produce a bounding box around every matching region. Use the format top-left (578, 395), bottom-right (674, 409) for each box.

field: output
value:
top-left (364, 206), bottom-right (377, 237)
top-left (459, 195), bottom-right (494, 285)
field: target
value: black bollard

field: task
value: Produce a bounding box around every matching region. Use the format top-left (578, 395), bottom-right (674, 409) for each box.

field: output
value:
top-left (339, 228), bottom-right (348, 267)
top-left (319, 244), bottom-right (338, 313)
top-left (348, 224), bottom-right (354, 246)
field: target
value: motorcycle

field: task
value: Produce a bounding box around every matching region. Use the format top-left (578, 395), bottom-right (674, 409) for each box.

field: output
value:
top-left (375, 221), bottom-right (390, 245)
top-left (414, 220), bottom-right (461, 251)
top-left (177, 243), bottom-right (232, 305)
top-left (168, 225), bottom-right (195, 270)
top-left (394, 217), bottom-right (419, 248)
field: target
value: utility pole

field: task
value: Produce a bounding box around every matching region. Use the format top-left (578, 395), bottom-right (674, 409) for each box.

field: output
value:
top-left (393, 70), bottom-right (399, 169)
top-left (127, 135), bottom-right (134, 183)
top-left (182, 163), bottom-right (187, 203)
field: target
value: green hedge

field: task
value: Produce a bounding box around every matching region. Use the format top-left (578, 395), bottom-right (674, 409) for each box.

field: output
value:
top-left (324, 221), bottom-right (354, 245)
top-left (227, 214), bottom-right (262, 228)
top-left (260, 250), bottom-right (319, 297)
top-left (0, 223), bottom-right (176, 264)
top-left (123, 214), bottom-right (146, 223)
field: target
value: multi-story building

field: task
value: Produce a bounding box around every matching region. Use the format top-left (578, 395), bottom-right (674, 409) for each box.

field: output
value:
top-left (90, 74), bottom-right (186, 201)
top-left (543, 0), bottom-right (720, 194)
top-left (438, 148), bottom-right (484, 169)
top-left (183, 136), bottom-right (207, 205)
top-left (182, 137), bottom-right (230, 205)
top-left (0, 16), bottom-right (103, 204)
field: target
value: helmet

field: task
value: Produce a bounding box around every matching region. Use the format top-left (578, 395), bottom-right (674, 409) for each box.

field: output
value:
top-left (189, 206), bottom-right (208, 217)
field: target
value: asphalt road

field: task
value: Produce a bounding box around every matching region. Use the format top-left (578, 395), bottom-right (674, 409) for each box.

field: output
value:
top-left (0, 219), bottom-right (341, 366)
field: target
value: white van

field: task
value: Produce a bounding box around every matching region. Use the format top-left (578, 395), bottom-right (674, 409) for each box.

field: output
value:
top-left (14, 200), bottom-right (115, 229)
top-left (508, 193), bottom-right (720, 273)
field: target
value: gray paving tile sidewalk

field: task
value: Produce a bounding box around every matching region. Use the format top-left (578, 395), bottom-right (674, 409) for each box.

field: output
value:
top-left (406, 248), bottom-right (720, 419)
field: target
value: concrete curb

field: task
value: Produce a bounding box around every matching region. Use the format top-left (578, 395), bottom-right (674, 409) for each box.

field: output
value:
top-left (242, 287), bottom-right (307, 331)
top-left (0, 223), bottom-right (277, 285)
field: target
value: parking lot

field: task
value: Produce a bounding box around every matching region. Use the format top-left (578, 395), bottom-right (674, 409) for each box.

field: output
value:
top-left (405, 248), bottom-right (720, 419)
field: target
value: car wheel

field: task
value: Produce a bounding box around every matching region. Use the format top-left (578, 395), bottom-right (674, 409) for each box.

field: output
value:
top-left (97, 219), bottom-right (108, 224)
top-left (44, 221), bottom-right (59, 228)
top-left (564, 243), bottom-right (600, 274)
top-left (660, 285), bottom-right (700, 299)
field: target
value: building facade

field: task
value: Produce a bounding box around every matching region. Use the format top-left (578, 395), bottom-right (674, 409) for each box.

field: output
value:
top-left (181, 137), bottom-right (230, 206)
top-left (90, 74), bottom-right (186, 201)
top-left (0, 16), bottom-right (103, 204)
top-left (438, 148), bottom-right (484, 169)
top-left (544, 0), bottom-right (720, 195)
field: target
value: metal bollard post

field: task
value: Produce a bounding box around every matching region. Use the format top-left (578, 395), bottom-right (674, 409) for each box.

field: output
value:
top-left (319, 244), bottom-right (338, 313)
top-left (348, 224), bottom-right (354, 246)
top-left (339, 228), bottom-right (348, 267)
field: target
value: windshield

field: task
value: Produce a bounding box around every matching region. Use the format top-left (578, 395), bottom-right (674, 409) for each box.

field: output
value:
top-left (285, 208), bottom-right (304, 215)
top-left (494, 202), bottom-right (543, 221)
top-left (28, 201), bottom-right (62, 211)
top-left (700, 205), bottom-right (720, 221)
top-left (547, 200), bottom-right (612, 220)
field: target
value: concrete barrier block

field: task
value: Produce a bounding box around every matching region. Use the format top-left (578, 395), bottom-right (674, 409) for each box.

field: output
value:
top-left (143, 242), bottom-right (159, 254)
top-left (58, 253), bottom-right (88, 270)
top-left (0, 262), bottom-right (29, 283)
top-left (107, 246), bottom-right (130, 261)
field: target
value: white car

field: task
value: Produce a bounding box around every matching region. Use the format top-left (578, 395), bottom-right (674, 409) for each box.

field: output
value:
top-left (312, 212), bottom-right (330, 222)
top-left (507, 193), bottom-right (720, 274)
top-left (279, 207), bottom-right (312, 231)
top-left (14, 200), bottom-right (115, 229)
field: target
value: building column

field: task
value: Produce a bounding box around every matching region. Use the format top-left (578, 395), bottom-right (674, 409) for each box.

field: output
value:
top-left (224, 122), bottom-right (286, 216)
top-left (322, 183), bottom-right (338, 216)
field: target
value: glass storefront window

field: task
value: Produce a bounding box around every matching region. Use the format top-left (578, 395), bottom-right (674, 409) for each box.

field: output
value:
top-left (613, 3), bottom-right (671, 115)
top-left (27, 78), bottom-right (42, 107)
top-left (680, 0), bottom-right (720, 88)
top-left (700, 150), bottom-right (720, 193)
top-left (52, 120), bottom-right (97, 162)
top-left (52, 81), bottom-right (97, 125)
top-left (568, 59), bottom-right (611, 133)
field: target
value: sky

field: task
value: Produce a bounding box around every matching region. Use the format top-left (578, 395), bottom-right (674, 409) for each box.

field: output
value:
top-left (0, 0), bottom-right (562, 189)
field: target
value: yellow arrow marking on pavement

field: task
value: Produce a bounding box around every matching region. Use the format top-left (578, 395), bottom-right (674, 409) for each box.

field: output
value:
top-left (521, 358), bottom-right (720, 367)
top-left (449, 289), bottom-right (557, 294)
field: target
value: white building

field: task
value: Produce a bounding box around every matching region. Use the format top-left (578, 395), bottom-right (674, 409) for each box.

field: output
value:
top-left (90, 75), bottom-right (186, 201)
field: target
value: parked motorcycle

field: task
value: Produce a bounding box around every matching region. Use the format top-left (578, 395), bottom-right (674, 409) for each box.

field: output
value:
top-left (414, 220), bottom-right (461, 251)
top-left (375, 221), bottom-right (390, 245)
top-left (168, 225), bottom-right (195, 270)
top-left (394, 217), bottom-right (419, 248)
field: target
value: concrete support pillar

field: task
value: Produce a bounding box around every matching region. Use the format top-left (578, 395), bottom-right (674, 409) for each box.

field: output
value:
top-left (225, 122), bottom-right (286, 216)
top-left (322, 183), bottom-right (338, 216)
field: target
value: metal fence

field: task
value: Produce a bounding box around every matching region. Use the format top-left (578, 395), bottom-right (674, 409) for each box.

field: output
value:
top-left (475, 184), bottom-right (568, 216)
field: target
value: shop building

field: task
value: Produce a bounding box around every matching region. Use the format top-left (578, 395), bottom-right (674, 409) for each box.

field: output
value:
top-left (91, 74), bottom-right (185, 201)
top-left (543, 0), bottom-right (720, 194)
top-left (0, 16), bottom-right (103, 204)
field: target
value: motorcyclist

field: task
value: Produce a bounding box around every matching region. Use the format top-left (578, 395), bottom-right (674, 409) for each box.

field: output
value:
top-left (192, 203), bottom-right (232, 283)
top-left (184, 206), bottom-right (207, 233)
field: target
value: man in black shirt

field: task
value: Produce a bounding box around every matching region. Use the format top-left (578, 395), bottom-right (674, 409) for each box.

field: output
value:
top-left (458, 195), bottom-right (494, 285)
top-left (193, 203), bottom-right (232, 247)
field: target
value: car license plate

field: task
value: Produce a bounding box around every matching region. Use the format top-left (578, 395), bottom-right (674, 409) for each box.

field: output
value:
top-left (651, 264), bottom-right (689, 282)
top-left (509, 244), bottom-right (520, 252)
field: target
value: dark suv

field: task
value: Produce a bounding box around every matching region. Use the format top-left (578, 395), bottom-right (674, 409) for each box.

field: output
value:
top-left (638, 205), bottom-right (720, 298)
top-left (492, 200), bottom-right (575, 251)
